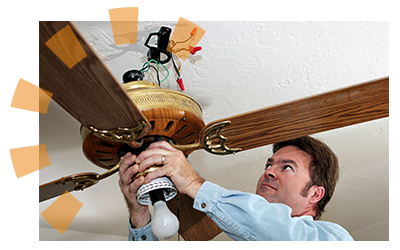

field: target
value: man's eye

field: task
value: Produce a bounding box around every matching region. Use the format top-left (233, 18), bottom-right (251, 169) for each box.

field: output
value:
top-left (283, 165), bottom-right (293, 171)
top-left (265, 163), bottom-right (272, 169)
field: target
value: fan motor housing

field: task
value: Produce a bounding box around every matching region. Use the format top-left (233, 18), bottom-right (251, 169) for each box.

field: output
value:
top-left (81, 81), bottom-right (205, 169)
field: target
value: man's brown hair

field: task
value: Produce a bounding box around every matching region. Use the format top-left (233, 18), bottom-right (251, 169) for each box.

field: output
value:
top-left (273, 136), bottom-right (339, 220)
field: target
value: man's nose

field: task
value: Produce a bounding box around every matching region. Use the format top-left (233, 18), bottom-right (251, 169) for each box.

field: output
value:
top-left (265, 166), bottom-right (277, 180)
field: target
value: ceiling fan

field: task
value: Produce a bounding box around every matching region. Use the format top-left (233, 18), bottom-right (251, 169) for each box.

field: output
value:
top-left (38, 21), bottom-right (389, 241)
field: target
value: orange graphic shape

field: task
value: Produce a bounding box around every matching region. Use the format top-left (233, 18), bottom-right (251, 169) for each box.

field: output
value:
top-left (39, 87), bottom-right (53, 114)
top-left (167, 17), bottom-right (206, 60)
top-left (11, 78), bottom-right (53, 114)
top-left (108, 7), bottom-right (138, 45)
top-left (10, 144), bottom-right (51, 178)
top-left (41, 191), bottom-right (83, 234)
top-left (45, 25), bottom-right (87, 69)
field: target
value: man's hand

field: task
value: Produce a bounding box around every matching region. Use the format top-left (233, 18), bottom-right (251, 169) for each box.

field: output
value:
top-left (135, 141), bottom-right (205, 199)
top-left (118, 152), bottom-right (150, 228)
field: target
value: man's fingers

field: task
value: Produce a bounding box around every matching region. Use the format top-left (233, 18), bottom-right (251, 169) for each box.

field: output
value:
top-left (139, 152), bottom-right (168, 172)
top-left (144, 167), bottom-right (168, 184)
top-left (136, 148), bottom-right (169, 163)
top-left (136, 141), bottom-right (177, 161)
top-left (119, 157), bottom-right (141, 187)
top-left (119, 153), bottom-right (135, 173)
top-left (129, 175), bottom-right (145, 193)
top-left (147, 140), bottom-right (176, 151)
top-left (118, 153), bottom-right (130, 174)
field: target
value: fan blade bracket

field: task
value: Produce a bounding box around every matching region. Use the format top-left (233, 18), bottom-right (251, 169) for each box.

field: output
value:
top-left (55, 174), bottom-right (99, 192)
top-left (86, 121), bottom-right (149, 146)
top-left (96, 158), bottom-right (123, 181)
top-left (203, 121), bottom-right (242, 155)
top-left (54, 158), bottom-right (123, 191)
top-left (174, 121), bottom-right (242, 155)
top-left (40, 159), bottom-right (123, 202)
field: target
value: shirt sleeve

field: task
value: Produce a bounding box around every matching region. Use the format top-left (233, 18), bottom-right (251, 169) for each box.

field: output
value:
top-left (128, 215), bottom-right (159, 241)
top-left (193, 181), bottom-right (354, 241)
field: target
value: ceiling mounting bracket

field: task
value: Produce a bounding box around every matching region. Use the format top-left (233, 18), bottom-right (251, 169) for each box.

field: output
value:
top-left (86, 121), bottom-right (149, 145)
top-left (174, 121), bottom-right (241, 155)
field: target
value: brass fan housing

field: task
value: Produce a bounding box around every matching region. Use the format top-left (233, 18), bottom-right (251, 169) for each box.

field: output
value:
top-left (81, 81), bottom-right (205, 170)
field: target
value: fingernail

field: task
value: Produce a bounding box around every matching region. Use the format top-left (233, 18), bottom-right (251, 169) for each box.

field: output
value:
top-left (123, 152), bottom-right (131, 161)
top-left (138, 175), bottom-right (145, 183)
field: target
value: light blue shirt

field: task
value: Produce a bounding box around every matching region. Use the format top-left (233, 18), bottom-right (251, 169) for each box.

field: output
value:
top-left (129, 181), bottom-right (354, 241)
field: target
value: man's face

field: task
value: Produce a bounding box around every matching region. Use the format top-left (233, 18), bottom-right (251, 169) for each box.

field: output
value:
top-left (256, 145), bottom-right (315, 216)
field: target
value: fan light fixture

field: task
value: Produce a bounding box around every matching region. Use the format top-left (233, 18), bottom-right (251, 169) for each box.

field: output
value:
top-left (136, 176), bottom-right (179, 239)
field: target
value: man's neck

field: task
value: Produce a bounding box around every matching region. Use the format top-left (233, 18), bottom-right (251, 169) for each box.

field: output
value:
top-left (292, 208), bottom-right (316, 218)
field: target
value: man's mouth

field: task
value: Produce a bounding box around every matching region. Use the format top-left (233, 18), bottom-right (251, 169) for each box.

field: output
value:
top-left (262, 182), bottom-right (277, 190)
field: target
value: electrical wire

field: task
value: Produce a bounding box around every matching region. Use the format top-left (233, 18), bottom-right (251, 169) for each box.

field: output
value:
top-left (160, 66), bottom-right (169, 83)
top-left (132, 29), bottom-right (197, 89)
top-left (172, 54), bottom-right (181, 78)
top-left (169, 28), bottom-right (197, 51)
top-left (170, 35), bottom-right (192, 49)
top-left (140, 63), bottom-right (160, 85)
top-left (140, 59), bottom-right (170, 85)
top-left (146, 70), bottom-right (156, 83)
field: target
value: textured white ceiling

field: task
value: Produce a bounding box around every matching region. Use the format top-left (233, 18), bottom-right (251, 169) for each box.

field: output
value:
top-left (39, 21), bottom-right (389, 241)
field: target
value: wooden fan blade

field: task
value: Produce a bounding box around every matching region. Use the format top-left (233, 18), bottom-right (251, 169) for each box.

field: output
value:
top-left (208, 77), bottom-right (389, 152)
top-left (39, 21), bottom-right (150, 132)
top-left (167, 193), bottom-right (222, 241)
top-left (39, 172), bottom-right (99, 202)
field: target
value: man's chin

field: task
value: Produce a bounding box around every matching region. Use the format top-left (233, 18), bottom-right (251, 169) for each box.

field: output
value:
top-left (256, 191), bottom-right (275, 203)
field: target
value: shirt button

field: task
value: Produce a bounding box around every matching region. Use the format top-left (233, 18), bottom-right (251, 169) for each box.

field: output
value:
top-left (201, 203), bottom-right (206, 208)
top-left (141, 235), bottom-right (147, 240)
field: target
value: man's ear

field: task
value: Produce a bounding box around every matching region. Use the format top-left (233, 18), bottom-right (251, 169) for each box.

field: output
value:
top-left (310, 186), bottom-right (325, 204)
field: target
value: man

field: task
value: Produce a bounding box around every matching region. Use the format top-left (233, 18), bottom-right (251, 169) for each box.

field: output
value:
top-left (119, 136), bottom-right (354, 241)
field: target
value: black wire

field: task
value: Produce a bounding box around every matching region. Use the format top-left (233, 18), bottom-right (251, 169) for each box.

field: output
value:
top-left (150, 64), bottom-right (160, 86)
top-left (150, 65), bottom-right (161, 86)
top-left (140, 63), bottom-right (161, 86)
top-left (171, 56), bottom-right (180, 78)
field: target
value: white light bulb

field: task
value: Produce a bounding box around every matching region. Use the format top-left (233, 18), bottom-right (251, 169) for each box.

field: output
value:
top-left (151, 200), bottom-right (179, 240)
